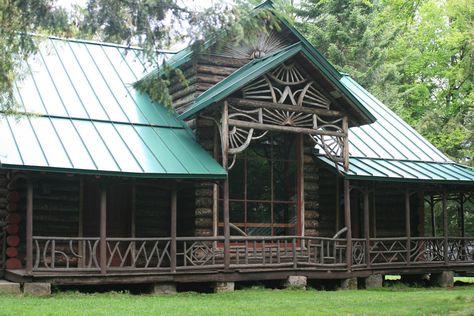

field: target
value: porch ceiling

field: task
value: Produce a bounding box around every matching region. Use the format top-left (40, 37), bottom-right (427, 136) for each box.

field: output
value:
top-left (0, 37), bottom-right (226, 179)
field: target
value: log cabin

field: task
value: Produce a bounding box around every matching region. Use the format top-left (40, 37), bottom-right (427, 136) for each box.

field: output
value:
top-left (0, 1), bottom-right (473, 292)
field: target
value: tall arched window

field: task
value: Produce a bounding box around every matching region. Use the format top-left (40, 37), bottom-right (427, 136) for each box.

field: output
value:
top-left (219, 133), bottom-right (300, 236)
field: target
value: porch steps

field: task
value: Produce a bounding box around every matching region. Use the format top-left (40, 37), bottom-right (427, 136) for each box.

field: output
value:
top-left (0, 279), bottom-right (21, 295)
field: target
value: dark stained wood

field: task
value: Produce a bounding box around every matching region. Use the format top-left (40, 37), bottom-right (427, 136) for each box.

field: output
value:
top-left (228, 119), bottom-right (346, 138)
top-left (442, 192), bottom-right (448, 265)
top-left (363, 188), bottom-right (370, 268)
top-left (222, 100), bottom-right (230, 270)
top-left (342, 116), bottom-right (349, 171)
top-left (197, 55), bottom-right (249, 68)
top-left (430, 194), bottom-right (436, 237)
top-left (344, 180), bottom-right (352, 271)
top-left (405, 190), bottom-right (411, 265)
top-left (170, 182), bottom-right (177, 273)
top-left (197, 64), bottom-right (237, 77)
top-left (100, 186), bottom-right (107, 275)
top-left (227, 98), bottom-right (343, 117)
top-left (460, 193), bottom-right (465, 238)
top-left (26, 179), bottom-right (33, 275)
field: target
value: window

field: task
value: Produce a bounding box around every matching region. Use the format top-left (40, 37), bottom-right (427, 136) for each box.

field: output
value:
top-left (219, 133), bottom-right (300, 236)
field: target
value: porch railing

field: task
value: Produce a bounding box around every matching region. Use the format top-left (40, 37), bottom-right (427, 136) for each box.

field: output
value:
top-left (29, 236), bottom-right (474, 274)
top-left (351, 237), bottom-right (474, 269)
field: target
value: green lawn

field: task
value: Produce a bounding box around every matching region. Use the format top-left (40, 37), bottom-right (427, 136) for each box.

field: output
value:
top-left (1, 286), bottom-right (474, 316)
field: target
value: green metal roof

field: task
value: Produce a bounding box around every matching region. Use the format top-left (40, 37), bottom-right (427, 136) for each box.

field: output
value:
top-left (0, 37), bottom-right (226, 179)
top-left (315, 75), bottom-right (474, 184)
top-left (317, 156), bottom-right (474, 184)
top-left (178, 42), bottom-right (376, 124)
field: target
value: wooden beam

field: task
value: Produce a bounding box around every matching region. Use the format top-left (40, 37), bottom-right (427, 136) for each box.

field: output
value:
top-left (131, 183), bottom-right (136, 261)
top-left (363, 187), bottom-right (370, 268)
top-left (344, 180), bottom-right (352, 271)
top-left (342, 116), bottom-right (349, 171)
top-left (100, 185), bottom-right (107, 275)
top-left (26, 179), bottom-right (33, 275)
top-left (227, 98), bottom-right (343, 117)
top-left (405, 190), bottom-right (411, 265)
top-left (170, 182), bottom-right (177, 273)
top-left (228, 119), bottom-right (346, 138)
top-left (78, 179), bottom-right (84, 268)
top-left (222, 100), bottom-right (230, 270)
top-left (442, 191), bottom-right (448, 265)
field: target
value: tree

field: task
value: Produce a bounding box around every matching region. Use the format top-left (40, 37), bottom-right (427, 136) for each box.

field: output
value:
top-left (0, 0), bottom-right (74, 112)
top-left (296, 0), bottom-right (474, 165)
top-left (1, 0), bottom-right (275, 109)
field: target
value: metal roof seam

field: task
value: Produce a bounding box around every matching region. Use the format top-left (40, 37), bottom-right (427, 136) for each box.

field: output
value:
top-left (357, 125), bottom-right (397, 159)
top-left (384, 161), bottom-right (420, 179)
top-left (35, 48), bottom-right (78, 169)
top-left (67, 41), bottom-right (147, 173)
top-left (343, 77), bottom-right (449, 162)
top-left (167, 128), bottom-right (214, 174)
top-left (395, 160), bottom-right (436, 180)
top-left (402, 160), bottom-right (448, 180)
top-left (451, 164), bottom-right (474, 178)
top-left (348, 132), bottom-right (381, 158)
top-left (13, 75), bottom-right (52, 168)
top-left (4, 117), bottom-right (25, 166)
top-left (427, 162), bottom-right (465, 180)
top-left (83, 44), bottom-right (174, 174)
top-left (352, 158), bottom-right (390, 178)
top-left (343, 81), bottom-right (422, 161)
top-left (368, 158), bottom-right (408, 178)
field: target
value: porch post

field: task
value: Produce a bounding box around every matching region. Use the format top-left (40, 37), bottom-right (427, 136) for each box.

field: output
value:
top-left (459, 193), bottom-right (465, 238)
top-left (170, 182), bottom-right (177, 273)
top-left (442, 191), bottom-right (448, 265)
top-left (26, 179), bottom-right (33, 275)
top-left (100, 185), bottom-right (107, 274)
top-left (222, 100), bottom-right (230, 270)
top-left (344, 180), bottom-right (352, 270)
top-left (405, 190), bottom-right (411, 265)
top-left (430, 195), bottom-right (436, 237)
top-left (363, 186), bottom-right (370, 268)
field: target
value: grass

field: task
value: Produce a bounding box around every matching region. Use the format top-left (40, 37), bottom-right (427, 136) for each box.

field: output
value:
top-left (1, 285), bottom-right (474, 316)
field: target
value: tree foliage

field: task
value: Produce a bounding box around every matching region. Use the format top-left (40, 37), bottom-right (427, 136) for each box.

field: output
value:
top-left (297, 0), bottom-right (474, 165)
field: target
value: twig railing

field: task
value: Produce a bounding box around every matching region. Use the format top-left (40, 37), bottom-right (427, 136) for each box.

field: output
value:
top-left (29, 236), bottom-right (474, 273)
top-left (352, 237), bottom-right (474, 269)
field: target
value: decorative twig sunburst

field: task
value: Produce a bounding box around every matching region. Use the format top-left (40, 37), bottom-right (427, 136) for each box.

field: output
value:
top-left (221, 31), bottom-right (287, 59)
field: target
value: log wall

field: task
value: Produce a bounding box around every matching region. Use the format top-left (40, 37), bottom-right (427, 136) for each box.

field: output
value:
top-left (135, 185), bottom-right (170, 237)
top-left (193, 117), bottom-right (216, 237)
top-left (303, 137), bottom-right (321, 237)
top-left (317, 167), bottom-right (340, 237)
top-left (170, 55), bottom-right (249, 114)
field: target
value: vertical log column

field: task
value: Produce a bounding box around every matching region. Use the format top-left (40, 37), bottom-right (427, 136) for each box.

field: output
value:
top-left (405, 190), bottom-right (411, 265)
top-left (442, 191), bottom-right (448, 265)
top-left (363, 187), bottom-right (370, 268)
top-left (170, 182), bottom-right (177, 273)
top-left (100, 185), bottom-right (107, 274)
top-left (459, 194), bottom-right (465, 238)
top-left (222, 101), bottom-right (230, 270)
top-left (26, 179), bottom-right (33, 275)
top-left (344, 180), bottom-right (352, 270)
top-left (430, 195), bottom-right (436, 237)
